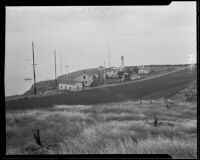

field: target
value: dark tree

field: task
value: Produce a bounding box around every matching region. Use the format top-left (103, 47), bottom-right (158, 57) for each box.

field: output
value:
top-left (126, 67), bottom-right (133, 74)
top-left (124, 74), bottom-right (130, 81)
top-left (133, 66), bottom-right (139, 74)
top-left (117, 71), bottom-right (124, 79)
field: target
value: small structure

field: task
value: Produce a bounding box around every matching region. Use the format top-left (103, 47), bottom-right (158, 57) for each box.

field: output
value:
top-left (58, 80), bottom-right (82, 91)
top-left (105, 68), bottom-right (118, 78)
top-left (121, 72), bottom-right (129, 81)
top-left (138, 66), bottom-right (150, 75)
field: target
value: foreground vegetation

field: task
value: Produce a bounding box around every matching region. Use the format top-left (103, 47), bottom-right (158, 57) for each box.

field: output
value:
top-left (6, 80), bottom-right (197, 158)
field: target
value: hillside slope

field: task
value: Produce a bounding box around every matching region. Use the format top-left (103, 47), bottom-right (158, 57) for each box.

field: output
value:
top-left (23, 68), bottom-right (98, 95)
top-left (6, 68), bottom-right (196, 110)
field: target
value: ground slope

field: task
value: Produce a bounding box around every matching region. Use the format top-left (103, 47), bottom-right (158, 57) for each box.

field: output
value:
top-left (5, 68), bottom-right (196, 111)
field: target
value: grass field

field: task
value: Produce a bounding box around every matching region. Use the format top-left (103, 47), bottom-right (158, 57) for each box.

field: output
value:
top-left (5, 68), bottom-right (197, 158)
top-left (5, 68), bottom-right (196, 111)
top-left (6, 95), bottom-right (197, 157)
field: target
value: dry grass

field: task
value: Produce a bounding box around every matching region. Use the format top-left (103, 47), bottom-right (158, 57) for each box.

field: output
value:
top-left (6, 91), bottom-right (197, 158)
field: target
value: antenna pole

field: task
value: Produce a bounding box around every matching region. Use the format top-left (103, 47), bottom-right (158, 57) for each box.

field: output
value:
top-left (60, 48), bottom-right (62, 75)
top-left (108, 46), bottom-right (110, 68)
top-left (66, 65), bottom-right (69, 80)
top-left (104, 61), bottom-right (106, 84)
top-left (32, 42), bottom-right (37, 96)
top-left (54, 50), bottom-right (57, 79)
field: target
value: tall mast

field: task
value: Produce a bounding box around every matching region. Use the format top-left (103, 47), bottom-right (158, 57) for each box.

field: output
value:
top-left (108, 46), bottom-right (110, 68)
top-left (54, 50), bottom-right (57, 79)
top-left (60, 48), bottom-right (62, 76)
top-left (65, 65), bottom-right (69, 80)
top-left (104, 61), bottom-right (106, 84)
top-left (32, 41), bottom-right (37, 96)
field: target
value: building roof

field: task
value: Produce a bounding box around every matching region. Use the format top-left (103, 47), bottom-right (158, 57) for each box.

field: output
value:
top-left (58, 79), bottom-right (81, 85)
top-left (75, 74), bottom-right (93, 81)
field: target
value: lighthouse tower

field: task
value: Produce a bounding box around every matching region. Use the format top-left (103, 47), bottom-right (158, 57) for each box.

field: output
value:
top-left (119, 56), bottom-right (125, 71)
top-left (121, 56), bottom-right (124, 68)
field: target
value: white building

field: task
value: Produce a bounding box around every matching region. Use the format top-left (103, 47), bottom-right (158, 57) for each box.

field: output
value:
top-left (74, 74), bottom-right (93, 87)
top-left (58, 80), bottom-right (83, 91)
top-left (105, 68), bottom-right (118, 78)
top-left (138, 67), bottom-right (150, 74)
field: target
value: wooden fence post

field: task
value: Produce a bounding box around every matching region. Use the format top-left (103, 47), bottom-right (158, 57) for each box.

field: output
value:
top-left (166, 98), bottom-right (169, 108)
top-left (154, 115), bottom-right (158, 127)
top-left (33, 129), bottom-right (42, 147)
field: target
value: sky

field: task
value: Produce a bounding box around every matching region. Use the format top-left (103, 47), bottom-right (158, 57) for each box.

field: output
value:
top-left (5, 2), bottom-right (196, 96)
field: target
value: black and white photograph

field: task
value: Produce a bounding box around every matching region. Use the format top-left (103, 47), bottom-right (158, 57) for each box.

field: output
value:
top-left (5, 2), bottom-right (197, 158)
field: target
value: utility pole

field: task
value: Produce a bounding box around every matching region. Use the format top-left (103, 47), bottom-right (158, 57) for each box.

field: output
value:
top-left (104, 61), bottom-right (106, 84)
top-left (54, 50), bottom-right (57, 79)
top-left (60, 48), bottom-right (62, 76)
top-left (65, 65), bottom-right (69, 80)
top-left (108, 46), bottom-right (110, 68)
top-left (54, 50), bottom-right (57, 87)
top-left (32, 41), bottom-right (37, 96)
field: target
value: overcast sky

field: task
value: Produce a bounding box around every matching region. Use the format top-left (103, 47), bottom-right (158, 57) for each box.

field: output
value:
top-left (5, 2), bottom-right (196, 96)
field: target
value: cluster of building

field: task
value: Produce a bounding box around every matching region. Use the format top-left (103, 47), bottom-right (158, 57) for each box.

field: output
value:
top-left (58, 56), bottom-right (150, 91)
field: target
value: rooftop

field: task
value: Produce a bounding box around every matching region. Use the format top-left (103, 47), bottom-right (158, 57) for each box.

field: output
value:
top-left (58, 79), bottom-right (81, 85)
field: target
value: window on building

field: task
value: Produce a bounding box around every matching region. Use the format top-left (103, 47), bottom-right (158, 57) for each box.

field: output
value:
top-left (61, 86), bottom-right (62, 89)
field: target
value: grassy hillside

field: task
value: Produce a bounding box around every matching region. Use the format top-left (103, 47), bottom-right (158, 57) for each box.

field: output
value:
top-left (6, 87), bottom-right (197, 157)
top-left (58, 68), bottom-right (98, 81)
top-left (6, 68), bottom-right (196, 111)
top-left (23, 80), bottom-right (57, 95)
top-left (6, 69), bottom-right (197, 157)
top-left (23, 68), bottom-right (98, 96)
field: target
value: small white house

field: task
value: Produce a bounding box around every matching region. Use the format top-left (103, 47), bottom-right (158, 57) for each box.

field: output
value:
top-left (138, 67), bottom-right (150, 74)
top-left (74, 74), bottom-right (93, 87)
top-left (58, 80), bottom-right (83, 91)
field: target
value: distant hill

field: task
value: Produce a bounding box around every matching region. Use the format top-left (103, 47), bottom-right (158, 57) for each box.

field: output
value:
top-left (22, 65), bottom-right (191, 96)
top-left (57, 68), bottom-right (98, 82)
top-left (23, 79), bottom-right (58, 95)
top-left (23, 67), bottom-right (98, 95)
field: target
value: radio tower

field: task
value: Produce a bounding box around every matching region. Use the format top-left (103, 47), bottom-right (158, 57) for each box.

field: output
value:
top-left (65, 65), bottom-right (69, 80)
top-left (108, 46), bottom-right (110, 68)
top-left (54, 50), bottom-right (57, 79)
top-left (60, 48), bottom-right (62, 76)
top-left (54, 50), bottom-right (57, 87)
